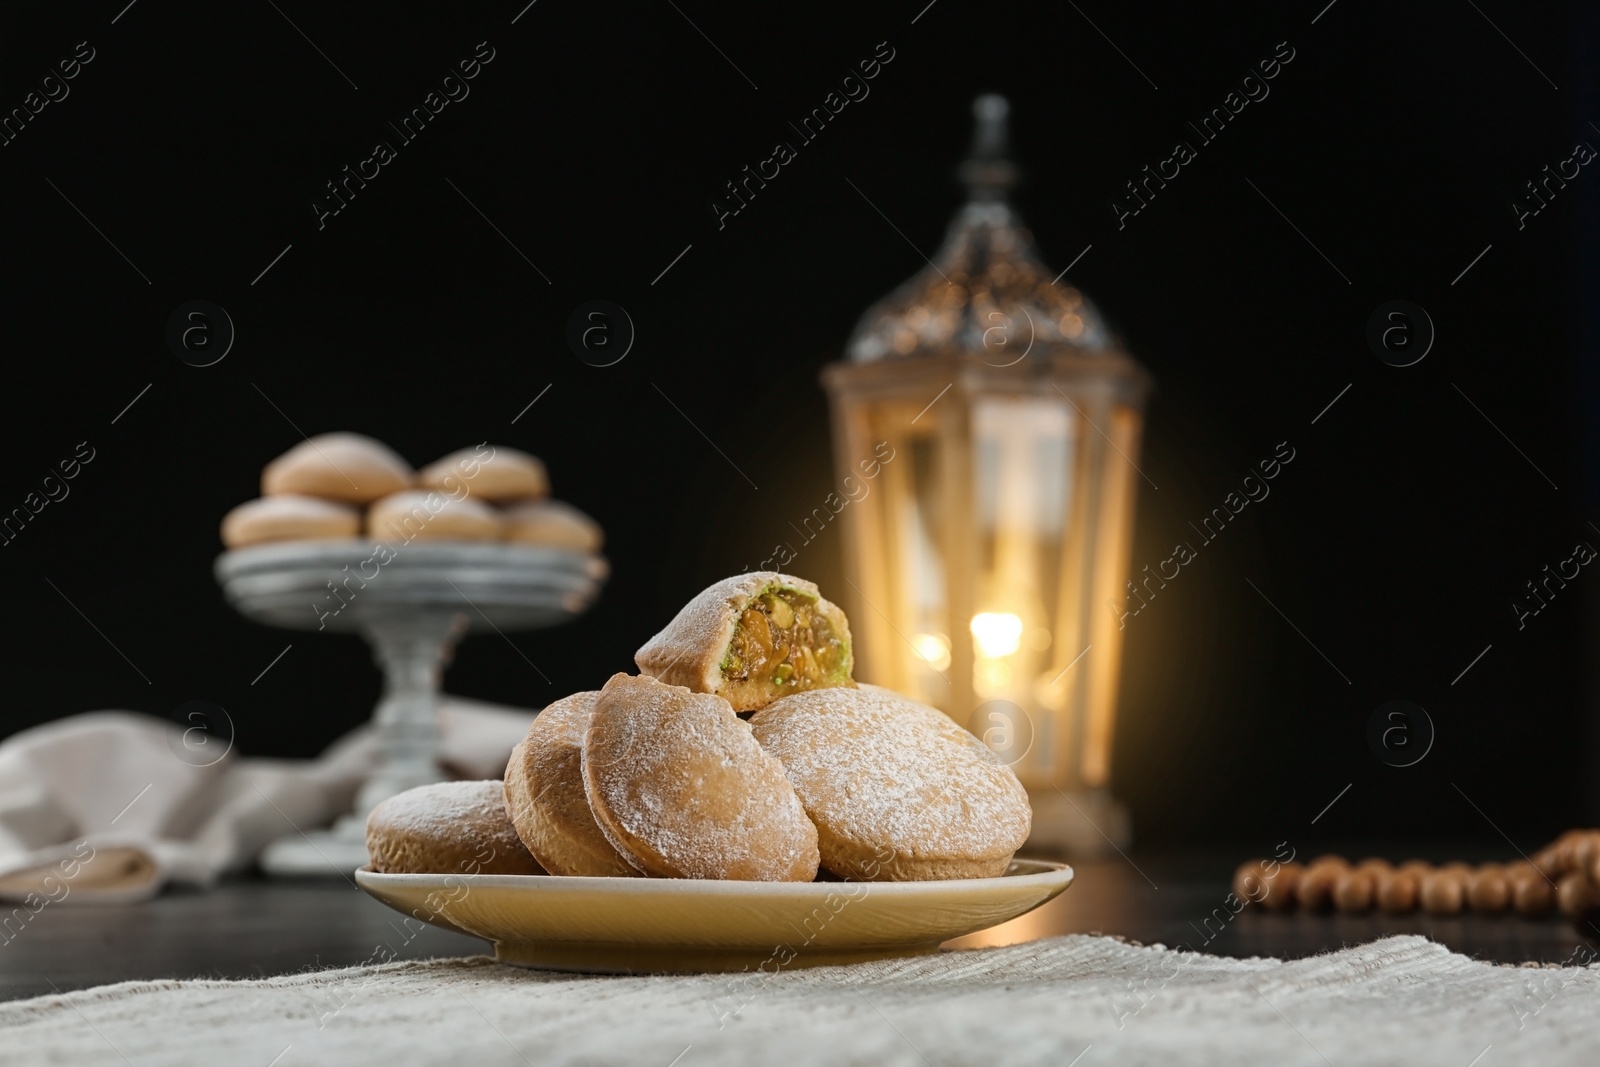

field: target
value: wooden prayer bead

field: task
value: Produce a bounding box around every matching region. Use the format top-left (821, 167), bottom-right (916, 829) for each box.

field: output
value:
top-left (1553, 831), bottom-right (1589, 875)
top-left (1295, 862), bottom-right (1341, 912)
top-left (1332, 869), bottom-right (1375, 913)
top-left (1513, 873), bottom-right (1556, 917)
top-left (1573, 833), bottom-right (1600, 879)
top-left (1375, 869), bottom-right (1419, 913)
top-left (1466, 865), bottom-right (1510, 915)
top-left (1531, 846), bottom-right (1563, 880)
top-left (1233, 860), bottom-right (1270, 904)
top-left (1420, 869), bottom-right (1466, 915)
top-left (1504, 860), bottom-right (1537, 883)
top-left (1261, 862), bottom-right (1303, 911)
top-left (1556, 872), bottom-right (1599, 920)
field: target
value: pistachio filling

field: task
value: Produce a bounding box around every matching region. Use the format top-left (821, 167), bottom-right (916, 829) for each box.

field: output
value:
top-left (720, 587), bottom-right (850, 705)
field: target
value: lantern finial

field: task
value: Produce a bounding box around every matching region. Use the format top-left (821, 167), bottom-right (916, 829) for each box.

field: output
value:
top-left (958, 94), bottom-right (1015, 201)
top-left (845, 94), bottom-right (1117, 363)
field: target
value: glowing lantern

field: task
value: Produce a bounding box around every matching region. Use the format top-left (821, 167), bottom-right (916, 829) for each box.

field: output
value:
top-left (822, 95), bottom-right (1152, 853)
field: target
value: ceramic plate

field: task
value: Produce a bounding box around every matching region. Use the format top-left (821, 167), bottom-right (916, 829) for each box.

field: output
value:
top-left (355, 859), bottom-right (1072, 973)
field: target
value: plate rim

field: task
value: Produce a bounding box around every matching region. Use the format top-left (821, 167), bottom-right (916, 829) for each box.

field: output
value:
top-left (355, 857), bottom-right (1073, 897)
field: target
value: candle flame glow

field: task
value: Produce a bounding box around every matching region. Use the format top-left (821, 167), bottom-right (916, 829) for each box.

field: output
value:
top-left (970, 612), bottom-right (1023, 658)
top-left (911, 632), bottom-right (952, 672)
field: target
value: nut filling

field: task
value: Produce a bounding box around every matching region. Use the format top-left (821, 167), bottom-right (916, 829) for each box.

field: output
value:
top-left (720, 587), bottom-right (851, 706)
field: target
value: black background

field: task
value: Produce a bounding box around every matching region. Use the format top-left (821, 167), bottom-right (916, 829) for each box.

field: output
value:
top-left (0, 0), bottom-right (1594, 850)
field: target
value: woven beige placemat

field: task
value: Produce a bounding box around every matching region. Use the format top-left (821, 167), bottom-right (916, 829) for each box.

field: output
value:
top-left (2, 934), bottom-right (1595, 1066)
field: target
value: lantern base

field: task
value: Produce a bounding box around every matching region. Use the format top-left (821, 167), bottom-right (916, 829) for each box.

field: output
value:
top-left (1022, 788), bottom-right (1131, 858)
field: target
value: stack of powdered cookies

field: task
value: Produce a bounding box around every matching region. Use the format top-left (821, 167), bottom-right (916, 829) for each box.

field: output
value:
top-left (219, 432), bottom-right (601, 553)
top-left (366, 572), bottom-right (1033, 882)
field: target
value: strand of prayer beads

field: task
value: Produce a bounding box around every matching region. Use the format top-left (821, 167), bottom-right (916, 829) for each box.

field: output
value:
top-left (1233, 829), bottom-right (1600, 925)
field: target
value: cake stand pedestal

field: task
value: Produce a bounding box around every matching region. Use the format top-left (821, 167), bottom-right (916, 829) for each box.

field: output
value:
top-left (215, 541), bottom-right (606, 875)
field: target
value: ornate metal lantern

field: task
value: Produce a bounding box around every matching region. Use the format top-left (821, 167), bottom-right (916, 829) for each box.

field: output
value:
top-left (822, 95), bottom-right (1152, 853)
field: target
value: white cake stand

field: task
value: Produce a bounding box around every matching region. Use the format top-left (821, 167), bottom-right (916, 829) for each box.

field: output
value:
top-left (215, 540), bottom-right (607, 875)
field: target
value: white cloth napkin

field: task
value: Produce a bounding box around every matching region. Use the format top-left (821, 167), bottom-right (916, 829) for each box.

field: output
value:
top-left (0, 699), bottom-right (534, 904)
top-left (1, 934), bottom-right (1595, 1066)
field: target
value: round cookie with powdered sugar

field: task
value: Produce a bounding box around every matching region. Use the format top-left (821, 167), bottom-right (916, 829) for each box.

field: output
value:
top-left (365, 780), bottom-right (545, 876)
top-left (750, 686), bottom-right (1031, 881)
top-left (416, 445), bottom-right (548, 503)
top-left (220, 494), bottom-right (361, 548)
top-left (502, 500), bottom-right (603, 552)
top-left (582, 673), bottom-right (820, 881)
top-left (262, 432), bottom-right (412, 504)
top-left (366, 489), bottom-right (504, 542)
top-left (503, 691), bottom-right (639, 877)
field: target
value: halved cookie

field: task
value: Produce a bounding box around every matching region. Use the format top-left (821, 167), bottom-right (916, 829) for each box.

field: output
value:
top-left (503, 691), bottom-right (639, 877)
top-left (365, 780), bottom-right (545, 876)
top-left (750, 686), bottom-right (1031, 881)
top-left (582, 673), bottom-right (819, 881)
top-left (262, 432), bottom-right (412, 504)
top-left (634, 572), bottom-right (854, 712)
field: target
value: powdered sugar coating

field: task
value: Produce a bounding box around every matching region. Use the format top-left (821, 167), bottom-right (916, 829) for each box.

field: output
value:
top-left (504, 691), bottom-right (639, 876)
top-left (365, 780), bottom-right (543, 875)
top-left (582, 673), bottom-right (819, 881)
top-left (750, 687), bottom-right (1031, 880)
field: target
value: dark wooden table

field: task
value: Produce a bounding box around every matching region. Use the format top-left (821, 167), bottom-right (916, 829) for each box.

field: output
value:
top-left (3, 852), bottom-right (1592, 1002)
